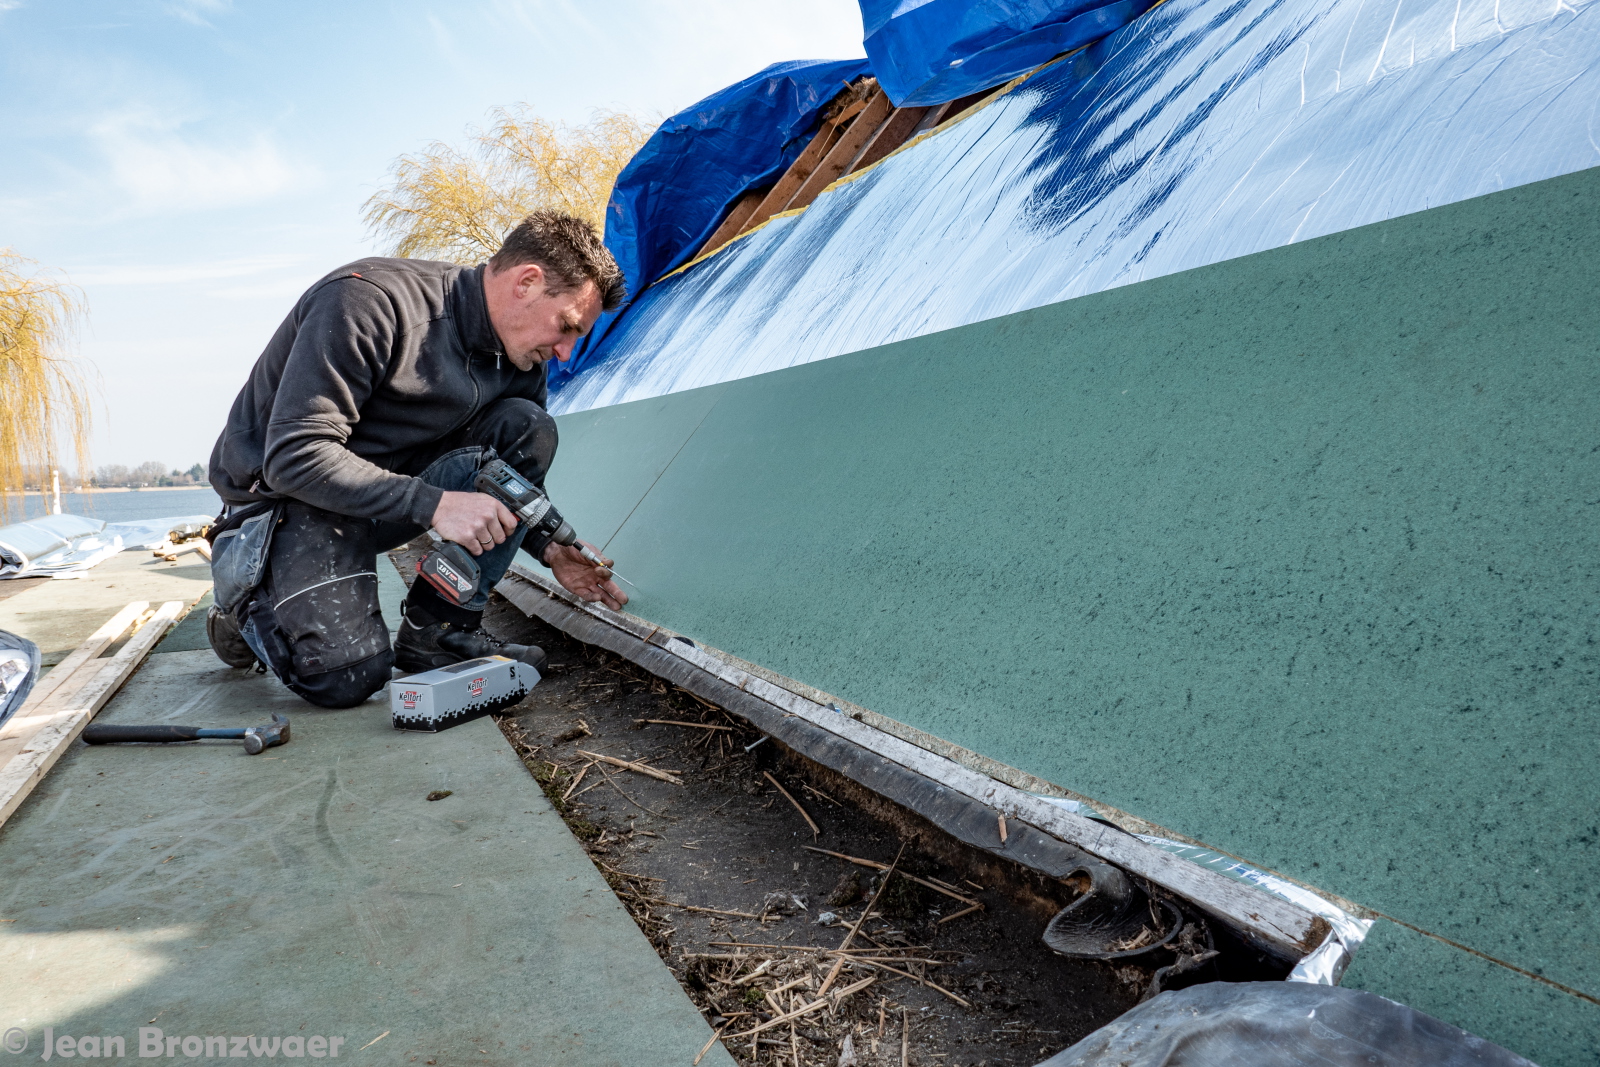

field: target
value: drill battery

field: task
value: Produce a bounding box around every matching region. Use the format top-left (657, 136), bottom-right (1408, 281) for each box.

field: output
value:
top-left (389, 655), bottom-right (536, 732)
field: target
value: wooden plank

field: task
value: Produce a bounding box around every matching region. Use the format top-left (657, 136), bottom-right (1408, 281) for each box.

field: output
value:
top-left (498, 564), bottom-right (1326, 960)
top-left (848, 106), bottom-right (930, 174)
top-left (904, 84), bottom-right (1001, 142)
top-left (701, 81), bottom-right (882, 256)
top-left (0, 602), bottom-right (153, 768)
top-left (19, 601), bottom-right (149, 710)
top-left (944, 87), bottom-right (1001, 118)
top-left (694, 188), bottom-right (770, 260)
top-left (909, 100), bottom-right (958, 137)
top-left (736, 121), bottom-right (845, 238)
top-left (785, 89), bottom-right (896, 212)
top-left (0, 600), bottom-right (184, 828)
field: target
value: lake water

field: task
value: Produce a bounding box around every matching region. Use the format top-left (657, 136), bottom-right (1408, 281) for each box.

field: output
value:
top-left (2, 488), bottom-right (223, 526)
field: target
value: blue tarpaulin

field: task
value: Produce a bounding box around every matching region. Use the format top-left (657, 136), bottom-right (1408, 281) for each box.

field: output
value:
top-left (551, 57), bottom-right (870, 388)
top-left (861, 0), bottom-right (1160, 106)
top-left (550, 0), bottom-right (1600, 413)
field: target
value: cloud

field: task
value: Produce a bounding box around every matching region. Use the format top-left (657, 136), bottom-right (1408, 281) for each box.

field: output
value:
top-left (164, 0), bottom-right (229, 27)
top-left (89, 108), bottom-right (310, 213)
top-left (0, 1), bottom-right (25, 12)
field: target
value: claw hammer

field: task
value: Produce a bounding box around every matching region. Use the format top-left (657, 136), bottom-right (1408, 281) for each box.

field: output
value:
top-left (83, 713), bottom-right (290, 754)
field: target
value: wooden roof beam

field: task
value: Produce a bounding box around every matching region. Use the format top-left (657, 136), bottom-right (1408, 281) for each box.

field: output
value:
top-left (694, 186), bottom-right (770, 261)
top-left (783, 87), bottom-right (895, 214)
top-left (694, 86), bottom-right (871, 260)
top-left (847, 105), bottom-right (930, 175)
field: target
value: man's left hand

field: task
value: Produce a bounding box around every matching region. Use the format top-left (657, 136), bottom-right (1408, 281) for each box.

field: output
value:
top-left (544, 541), bottom-right (628, 611)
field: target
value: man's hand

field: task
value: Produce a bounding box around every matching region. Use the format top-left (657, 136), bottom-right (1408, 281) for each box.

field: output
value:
top-left (432, 491), bottom-right (519, 556)
top-left (544, 540), bottom-right (628, 611)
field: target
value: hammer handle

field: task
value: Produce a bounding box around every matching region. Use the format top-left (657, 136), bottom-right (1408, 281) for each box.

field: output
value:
top-left (83, 724), bottom-right (206, 744)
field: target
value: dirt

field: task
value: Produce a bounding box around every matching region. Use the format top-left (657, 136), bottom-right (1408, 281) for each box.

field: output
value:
top-left (391, 545), bottom-right (1209, 1066)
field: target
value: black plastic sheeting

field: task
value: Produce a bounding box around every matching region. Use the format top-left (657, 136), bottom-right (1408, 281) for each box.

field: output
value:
top-left (1035, 982), bottom-right (1537, 1067)
top-left (551, 0), bottom-right (1600, 414)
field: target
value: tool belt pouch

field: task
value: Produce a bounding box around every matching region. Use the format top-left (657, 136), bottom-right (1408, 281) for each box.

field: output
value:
top-left (211, 504), bottom-right (283, 613)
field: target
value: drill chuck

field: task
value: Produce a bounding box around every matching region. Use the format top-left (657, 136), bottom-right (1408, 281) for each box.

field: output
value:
top-left (475, 461), bottom-right (588, 550)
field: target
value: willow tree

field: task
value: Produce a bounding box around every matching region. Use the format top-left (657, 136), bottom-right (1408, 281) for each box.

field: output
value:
top-left (363, 107), bottom-right (654, 264)
top-left (0, 250), bottom-right (92, 519)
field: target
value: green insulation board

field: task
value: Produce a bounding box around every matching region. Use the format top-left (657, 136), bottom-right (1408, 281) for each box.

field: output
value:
top-left (545, 165), bottom-right (1600, 1065)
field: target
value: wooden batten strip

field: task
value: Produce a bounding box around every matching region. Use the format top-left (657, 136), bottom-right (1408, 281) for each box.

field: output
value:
top-left (696, 188), bottom-right (772, 261)
top-left (0, 600), bottom-right (185, 828)
top-left (20, 601), bottom-right (150, 710)
top-left (736, 124), bottom-right (844, 239)
top-left (729, 79), bottom-right (879, 243)
top-left (786, 89), bottom-right (896, 213)
top-left (0, 601), bottom-right (153, 770)
top-left (848, 106), bottom-right (930, 175)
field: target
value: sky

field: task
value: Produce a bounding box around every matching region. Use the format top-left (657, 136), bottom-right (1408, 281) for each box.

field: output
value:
top-left (0, 0), bottom-right (866, 473)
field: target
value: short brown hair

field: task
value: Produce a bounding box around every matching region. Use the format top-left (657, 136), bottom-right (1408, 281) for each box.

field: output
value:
top-left (489, 210), bottom-right (626, 311)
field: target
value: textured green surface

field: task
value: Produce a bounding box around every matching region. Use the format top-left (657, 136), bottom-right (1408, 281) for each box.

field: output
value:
top-left (554, 383), bottom-right (729, 551)
top-left (0, 649), bottom-right (732, 1067)
top-left (1342, 920), bottom-right (1599, 1067)
top-left (0, 551), bottom-right (212, 664)
top-left (545, 166), bottom-right (1600, 1060)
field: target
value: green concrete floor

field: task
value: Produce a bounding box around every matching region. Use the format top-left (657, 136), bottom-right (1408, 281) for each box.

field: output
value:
top-left (542, 166), bottom-right (1600, 1064)
top-left (0, 569), bottom-right (733, 1065)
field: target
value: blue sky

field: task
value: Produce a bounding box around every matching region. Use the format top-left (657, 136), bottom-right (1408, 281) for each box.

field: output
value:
top-left (0, 0), bottom-right (864, 472)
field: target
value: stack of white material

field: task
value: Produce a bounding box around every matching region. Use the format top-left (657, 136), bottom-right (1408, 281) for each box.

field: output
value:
top-left (0, 512), bottom-right (217, 579)
top-left (0, 515), bottom-right (121, 579)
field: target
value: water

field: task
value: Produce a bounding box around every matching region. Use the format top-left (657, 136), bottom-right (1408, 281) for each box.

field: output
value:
top-left (1, 488), bottom-right (223, 526)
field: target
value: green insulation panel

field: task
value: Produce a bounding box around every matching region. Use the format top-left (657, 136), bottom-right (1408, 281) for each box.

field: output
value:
top-left (545, 166), bottom-right (1600, 1065)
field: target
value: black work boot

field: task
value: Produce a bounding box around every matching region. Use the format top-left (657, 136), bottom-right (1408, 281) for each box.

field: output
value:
top-left (205, 604), bottom-right (259, 669)
top-left (393, 593), bottom-right (547, 675)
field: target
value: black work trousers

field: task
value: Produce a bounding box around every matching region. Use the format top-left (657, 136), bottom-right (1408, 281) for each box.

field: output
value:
top-left (238, 398), bottom-right (556, 709)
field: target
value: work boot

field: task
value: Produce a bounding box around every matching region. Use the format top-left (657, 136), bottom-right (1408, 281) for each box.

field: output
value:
top-left (393, 599), bottom-right (547, 675)
top-left (205, 604), bottom-right (259, 669)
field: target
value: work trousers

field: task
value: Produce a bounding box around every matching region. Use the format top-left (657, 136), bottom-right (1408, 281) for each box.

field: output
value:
top-left (236, 398), bottom-right (556, 708)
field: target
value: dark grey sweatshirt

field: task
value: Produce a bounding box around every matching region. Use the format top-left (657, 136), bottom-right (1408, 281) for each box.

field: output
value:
top-left (209, 258), bottom-right (547, 526)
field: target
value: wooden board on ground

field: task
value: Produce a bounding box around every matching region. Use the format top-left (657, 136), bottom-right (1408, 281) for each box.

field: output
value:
top-left (0, 599), bottom-right (185, 827)
top-left (21, 601), bottom-right (149, 710)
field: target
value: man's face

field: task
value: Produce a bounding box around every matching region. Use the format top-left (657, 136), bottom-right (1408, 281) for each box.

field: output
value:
top-left (485, 263), bottom-right (604, 372)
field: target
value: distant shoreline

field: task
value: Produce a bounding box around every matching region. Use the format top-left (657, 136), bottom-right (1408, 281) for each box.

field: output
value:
top-left (0, 485), bottom-right (213, 495)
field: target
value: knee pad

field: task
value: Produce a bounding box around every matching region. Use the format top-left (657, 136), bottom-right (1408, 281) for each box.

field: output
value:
top-left (290, 648), bottom-right (395, 709)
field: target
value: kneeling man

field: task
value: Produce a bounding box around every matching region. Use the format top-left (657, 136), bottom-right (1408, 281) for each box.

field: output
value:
top-left (204, 212), bottom-right (627, 707)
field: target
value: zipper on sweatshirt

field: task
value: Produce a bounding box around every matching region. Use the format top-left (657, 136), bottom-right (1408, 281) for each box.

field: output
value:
top-left (441, 352), bottom-right (483, 441)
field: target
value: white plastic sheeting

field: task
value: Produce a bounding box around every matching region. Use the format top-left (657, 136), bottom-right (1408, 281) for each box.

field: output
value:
top-left (0, 513), bottom-right (213, 578)
top-left (552, 0), bottom-right (1600, 414)
top-left (0, 515), bottom-right (119, 579)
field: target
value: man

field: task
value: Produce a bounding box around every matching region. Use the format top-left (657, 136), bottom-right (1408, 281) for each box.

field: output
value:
top-left (204, 211), bottom-right (628, 709)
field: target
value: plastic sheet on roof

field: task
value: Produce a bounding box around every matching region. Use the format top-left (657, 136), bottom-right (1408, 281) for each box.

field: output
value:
top-left (549, 0), bottom-right (1600, 416)
top-left (550, 57), bottom-right (870, 388)
top-left (862, 0), bottom-right (1161, 106)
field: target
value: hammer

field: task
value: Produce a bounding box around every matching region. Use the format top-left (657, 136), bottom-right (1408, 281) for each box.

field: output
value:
top-left (83, 713), bottom-right (290, 755)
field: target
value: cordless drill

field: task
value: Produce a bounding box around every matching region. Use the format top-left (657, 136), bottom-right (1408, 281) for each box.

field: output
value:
top-left (416, 459), bottom-right (612, 607)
